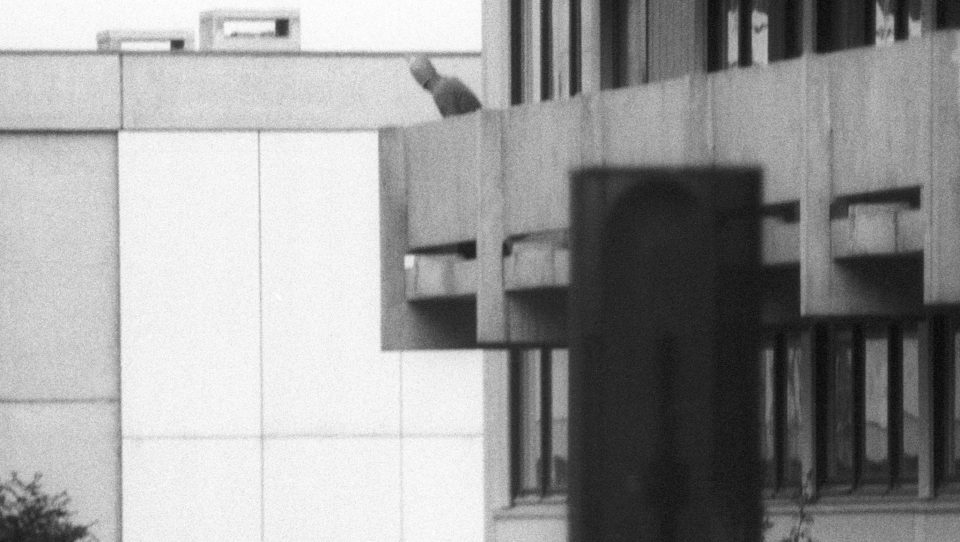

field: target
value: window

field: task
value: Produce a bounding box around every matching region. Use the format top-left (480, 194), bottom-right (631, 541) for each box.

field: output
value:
top-left (569, 0), bottom-right (582, 95)
top-left (816, 322), bottom-right (920, 491)
top-left (511, 347), bottom-right (569, 498)
top-left (540, 0), bottom-right (554, 101)
top-left (939, 0), bottom-right (960, 29)
top-left (709, 0), bottom-right (802, 70)
top-left (510, 0), bottom-right (526, 105)
top-left (761, 330), bottom-right (804, 493)
top-left (816, 0), bottom-right (914, 53)
top-left (600, 0), bottom-right (647, 89)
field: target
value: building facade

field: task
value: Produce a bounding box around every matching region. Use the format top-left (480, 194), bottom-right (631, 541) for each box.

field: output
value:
top-left (0, 47), bottom-right (483, 541)
top-left (379, 1), bottom-right (960, 540)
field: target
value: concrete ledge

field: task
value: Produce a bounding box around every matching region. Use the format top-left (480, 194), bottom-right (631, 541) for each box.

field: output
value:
top-left (831, 203), bottom-right (924, 259)
top-left (405, 254), bottom-right (477, 301)
top-left (504, 241), bottom-right (569, 291)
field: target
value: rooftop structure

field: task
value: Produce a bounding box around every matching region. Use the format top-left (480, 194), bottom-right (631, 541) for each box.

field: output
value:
top-left (96, 29), bottom-right (195, 52)
top-left (199, 9), bottom-right (301, 51)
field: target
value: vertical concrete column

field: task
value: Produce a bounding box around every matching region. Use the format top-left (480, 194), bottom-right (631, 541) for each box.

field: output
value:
top-left (478, 111), bottom-right (507, 343)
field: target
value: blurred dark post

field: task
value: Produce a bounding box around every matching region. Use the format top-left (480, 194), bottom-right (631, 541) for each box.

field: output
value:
top-left (568, 168), bottom-right (763, 541)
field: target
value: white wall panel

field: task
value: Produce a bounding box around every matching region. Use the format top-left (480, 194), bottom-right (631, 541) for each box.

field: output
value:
top-left (401, 350), bottom-right (483, 436)
top-left (119, 132), bottom-right (260, 437)
top-left (263, 437), bottom-right (401, 541)
top-left (402, 437), bottom-right (484, 542)
top-left (122, 438), bottom-right (261, 542)
top-left (0, 403), bottom-right (120, 542)
top-left (260, 132), bottom-right (401, 436)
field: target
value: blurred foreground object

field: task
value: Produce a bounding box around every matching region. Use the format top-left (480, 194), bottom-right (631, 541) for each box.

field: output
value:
top-left (569, 168), bottom-right (763, 542)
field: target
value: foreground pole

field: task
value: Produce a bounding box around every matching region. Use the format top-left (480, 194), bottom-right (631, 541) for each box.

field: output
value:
top-left (568, 168), bottom-right (762, 541)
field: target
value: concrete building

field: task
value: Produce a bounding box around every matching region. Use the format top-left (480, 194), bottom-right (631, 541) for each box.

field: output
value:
top-left (379, 1), bottom-right (960, 541)
top-left (0, 22), bottom-right (482, 542)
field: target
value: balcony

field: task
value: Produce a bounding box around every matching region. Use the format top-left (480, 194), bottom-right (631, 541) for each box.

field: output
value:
top-left (380, 31), bottom-right (960, 349)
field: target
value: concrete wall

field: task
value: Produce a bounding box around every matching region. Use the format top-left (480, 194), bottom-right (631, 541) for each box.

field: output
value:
top-left (118, 131), bottom-right (484, 541)
top-left (0, 52), bottom-right (482, 132)
top-left (0, 49), bottom-right (483, 541)
top-left (766, 509), bottom-right (960, 542)
top-left (0, 133), bottom-right (120, 542)
top-left (121, 54), bottom-right (482, 130)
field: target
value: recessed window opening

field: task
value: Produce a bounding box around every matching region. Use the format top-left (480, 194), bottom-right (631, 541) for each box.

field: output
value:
top-left (600, 0), bottom-right (645, 88)
top-left (933, 316), bottom-right (960, 488)
top-left (570, 0), bottom-right (582, 96)
top-left (119, 40), bottom-right (180, 51)
top-left (541, 0), bottom-right (554, 101)
top-left (512, 348), bottom-right (569, 498)
top-left (938, 0), bottom-right (960, 28)
top-left (817, 322), bottom-right (919, 491)
top-left (223, 19), bottom-right (282, 38)
top-left (510, 0), bottom-right (526, 105)
top-left (761, 331), bottom-right (804, 493)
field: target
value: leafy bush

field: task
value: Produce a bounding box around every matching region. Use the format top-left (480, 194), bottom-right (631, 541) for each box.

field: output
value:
top-left (0, 472), bottom-right (98, 542)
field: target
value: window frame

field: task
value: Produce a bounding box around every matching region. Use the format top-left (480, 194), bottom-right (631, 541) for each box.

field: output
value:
top-left (761, 328), bottom-right (805, 497)
top-left (510, 347), bottom-right (568, 501)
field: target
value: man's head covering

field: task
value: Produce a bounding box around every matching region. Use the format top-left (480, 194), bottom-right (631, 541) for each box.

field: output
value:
top-left (409, 55), bottom-right (438, 88)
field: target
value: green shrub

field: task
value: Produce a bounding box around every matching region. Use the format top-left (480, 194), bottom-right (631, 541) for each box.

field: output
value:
top-left (0, 472), bottom-right (98, 542)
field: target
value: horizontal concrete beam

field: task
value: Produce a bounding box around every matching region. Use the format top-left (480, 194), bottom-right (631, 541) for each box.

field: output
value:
top-left (121, 53), bottom-right (481, 130)
top-left (404, 254), bottom-right (477, 301)
top-left (0, 54), bottom-right (121, 130)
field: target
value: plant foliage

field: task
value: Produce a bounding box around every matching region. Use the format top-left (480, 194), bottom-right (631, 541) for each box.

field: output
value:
top-left (0, 472), bottom-right (97, 542)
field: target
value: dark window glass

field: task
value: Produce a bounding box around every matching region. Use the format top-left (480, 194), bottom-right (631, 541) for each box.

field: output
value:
top-left (750, 0), bottom-right (802, 63)
top-left (827, 328), bottom-right (856, 485)
top-left (939, 0), bottom-right (960, 29)
top-left (600, 0), bottom-right (646, 88)
top-left (512, 347), bottom-right (569, 498)
top-left (541, 0), bottom-right (554, 100)
top-left (817, 0), bottom-right (914, 52)
top-left (952, 327), bottom-right (960, 478)
top-left (510, 0), bottom-right (525, 105)
top-left (570, 0), bottom-right (582, 95)
top-left (943, 324), bottom-right (960, 482)
top-left (761, 340), bottom-right (777, 487)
